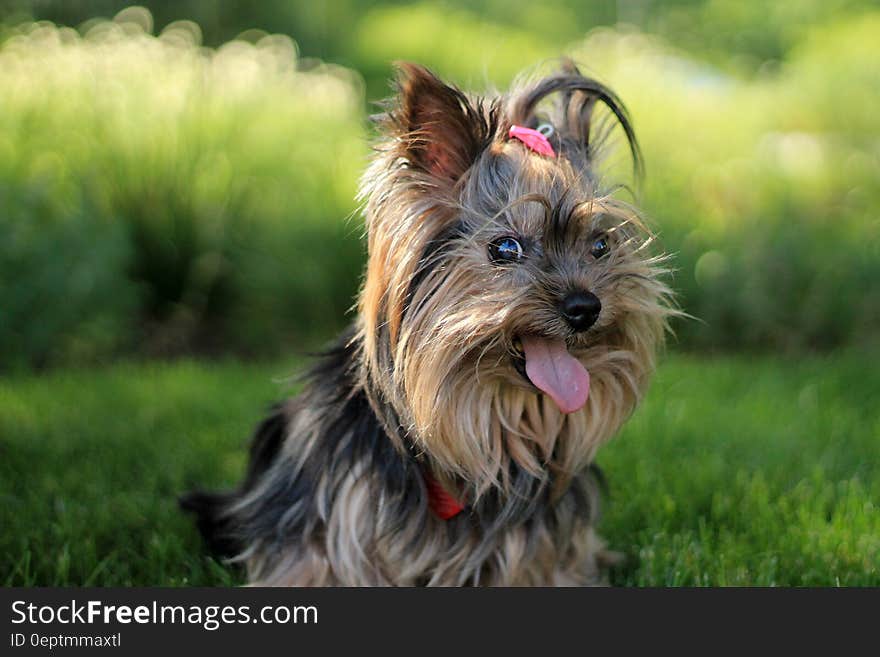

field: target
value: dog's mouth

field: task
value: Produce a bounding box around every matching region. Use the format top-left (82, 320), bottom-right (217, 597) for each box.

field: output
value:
top-left (512, 335), bottom-right (590, 414)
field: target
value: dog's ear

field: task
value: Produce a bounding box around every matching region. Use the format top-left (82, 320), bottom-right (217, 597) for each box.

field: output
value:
top-left (390, 62), bottom-right (487, 182)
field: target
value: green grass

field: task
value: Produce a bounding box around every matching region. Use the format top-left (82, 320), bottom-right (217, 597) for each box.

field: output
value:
top-left (1, 352), bottom-right (877, 586)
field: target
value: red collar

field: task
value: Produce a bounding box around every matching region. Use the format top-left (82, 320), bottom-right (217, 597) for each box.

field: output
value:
top-left (423, 471), bottom-right (465, 520)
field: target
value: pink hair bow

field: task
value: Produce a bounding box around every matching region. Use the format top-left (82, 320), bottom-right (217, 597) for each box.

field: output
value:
top-left (508, 125), bottom-right (556, 157)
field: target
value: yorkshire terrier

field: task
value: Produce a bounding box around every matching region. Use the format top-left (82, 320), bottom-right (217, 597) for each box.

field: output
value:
top-left (182, 60), bottom-right (673, 586)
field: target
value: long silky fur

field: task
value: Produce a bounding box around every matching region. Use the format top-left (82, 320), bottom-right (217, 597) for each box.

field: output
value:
top-left (183, 60), bottom-right (676, 586)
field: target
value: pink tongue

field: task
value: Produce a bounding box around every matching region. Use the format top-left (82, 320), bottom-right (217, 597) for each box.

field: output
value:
top-left (521, 336), bottom-right (590, 414)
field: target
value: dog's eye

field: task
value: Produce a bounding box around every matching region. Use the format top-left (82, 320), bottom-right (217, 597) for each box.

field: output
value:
top-left (488, 236), bottom-right (524, 264)
top-left (590, 236), bottom-right (610, 259)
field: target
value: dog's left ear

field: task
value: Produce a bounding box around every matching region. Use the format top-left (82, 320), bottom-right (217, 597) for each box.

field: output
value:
top-left (389, 62), bottom-right (487, 182)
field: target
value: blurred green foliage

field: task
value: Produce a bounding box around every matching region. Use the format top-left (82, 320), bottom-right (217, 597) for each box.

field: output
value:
top-left (0, 3), bottom-right (878, 368)
top-left (0, 13), bottom-right (366, 367)
top-left (4, 0), bottom-right (875, 79)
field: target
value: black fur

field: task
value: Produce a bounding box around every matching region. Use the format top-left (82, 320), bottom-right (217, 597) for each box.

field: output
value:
top-left (182, 326), bottom-right (606, 572)
top-left (179, 406), bottom-right (287, 558)
top-left (182, 328), bottom-right (431, 561)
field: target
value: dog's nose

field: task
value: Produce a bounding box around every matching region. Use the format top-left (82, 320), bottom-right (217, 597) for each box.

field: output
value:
top-left (560, 291), bottom-right (602, 332)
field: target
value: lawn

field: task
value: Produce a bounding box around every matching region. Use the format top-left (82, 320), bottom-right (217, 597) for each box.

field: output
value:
top-left (1, 352), bottom-right (877, 586)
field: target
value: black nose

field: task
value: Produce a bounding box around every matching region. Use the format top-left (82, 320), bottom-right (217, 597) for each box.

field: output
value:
top-left (560, 291), bottom-right (602, 332)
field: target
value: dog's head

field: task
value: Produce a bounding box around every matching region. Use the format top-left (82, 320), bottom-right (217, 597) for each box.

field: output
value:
top-left (358, 62), bottom-right (674, 494)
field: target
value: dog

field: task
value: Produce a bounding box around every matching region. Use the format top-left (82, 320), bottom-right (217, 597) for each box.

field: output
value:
top-left (182, 60), bottom-right (674, 585)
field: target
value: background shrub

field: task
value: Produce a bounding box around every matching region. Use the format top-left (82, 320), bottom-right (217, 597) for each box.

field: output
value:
top-left (0, 15), bottom-right (365, 367)
top-left (0, 3), bottom-right (877, 368)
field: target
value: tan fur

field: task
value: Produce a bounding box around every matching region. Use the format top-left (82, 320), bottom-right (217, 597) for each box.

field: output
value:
top-left (360, 138), bottom-right (672, 502)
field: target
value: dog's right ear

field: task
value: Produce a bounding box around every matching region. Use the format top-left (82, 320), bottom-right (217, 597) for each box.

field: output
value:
top-left (385, 62), bottom-right (488, 183)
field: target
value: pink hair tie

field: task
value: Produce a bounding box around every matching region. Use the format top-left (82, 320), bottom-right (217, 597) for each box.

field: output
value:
top-left (508, 124), bottom-right (556, 157)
